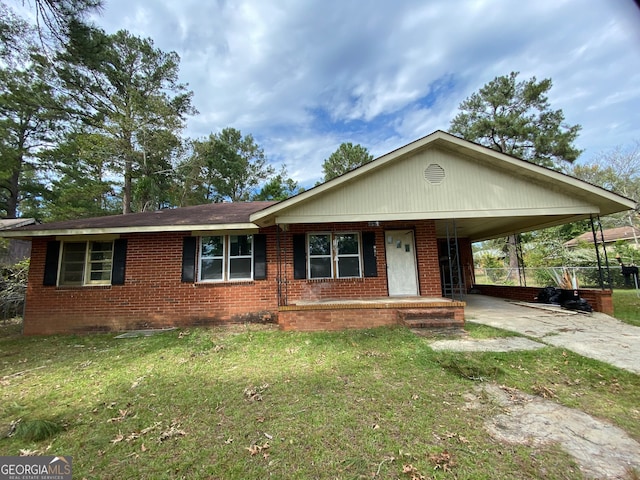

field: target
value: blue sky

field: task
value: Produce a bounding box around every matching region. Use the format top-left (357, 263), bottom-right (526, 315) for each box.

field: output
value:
top-left (20, 0), bottom-right (640, 186)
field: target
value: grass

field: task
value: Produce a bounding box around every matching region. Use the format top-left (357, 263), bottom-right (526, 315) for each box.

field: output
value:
top-left (0, 323), bottom-right (638, 479)
top-left (613, 289), bottom-right (640, 326)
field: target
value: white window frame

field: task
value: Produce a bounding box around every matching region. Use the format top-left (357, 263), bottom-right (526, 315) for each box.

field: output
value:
top-left (334, 232), bottom-right (362, 278)
top-left (228, 234), bottom-right (253, 281)
top-left (199, 235), bottom-right (225, 282)
top-left (58, 241), bottom-right (114, 286)
top-left (307, 232), bottom-right (333, 279)
top-left (307, 232), bottom-right (362, 279)
top-left (198, 234), bottom-right (254, 282)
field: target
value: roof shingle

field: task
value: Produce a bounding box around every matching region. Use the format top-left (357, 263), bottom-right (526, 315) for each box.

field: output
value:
top-left (8, 202), bottom-right (277, 234)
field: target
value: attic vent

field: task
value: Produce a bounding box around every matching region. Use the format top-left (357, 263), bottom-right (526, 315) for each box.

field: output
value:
top-left (424, 164), bottom-right (445, 184)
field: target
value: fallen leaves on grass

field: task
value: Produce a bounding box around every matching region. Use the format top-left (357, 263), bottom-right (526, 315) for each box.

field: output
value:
top-left (158, 421), bottom-right (187, 442)
top-left (130, 376), bottom-right (145, 389)
top-left (107, 409), bottom-right (130, 423)
top-left (361, 350), bottom-right (389, 358)
top-left (442, 431), bottom-right (469, 444)
top-left (19, 447), bottom-right (49, 456)
top-left (402, 464), bottom-right (426, 480)
top-left (428, 450), bottom-right (456, 471)
top-left (244, 383), bottom-right (269, 402)
top-left (246, 441), bottom-right (270, 459)
top-left (373, 456), bottom-right (395, 477)
top-left (110, 422), bottom-right (162, 444)
top-left (532, 384), bottom-right (556, 399)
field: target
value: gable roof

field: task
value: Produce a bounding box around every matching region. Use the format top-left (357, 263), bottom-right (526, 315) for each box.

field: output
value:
top-left (564, 226), bottom-right (640, 247)
top-left (0, 131), bottom-right (635, 242)
top-left (0, 202), bottom-right (276, 238)
top-left (251, 131), bottom-right (637, 241)
top-left (0, 218), bottom-right (36, 230)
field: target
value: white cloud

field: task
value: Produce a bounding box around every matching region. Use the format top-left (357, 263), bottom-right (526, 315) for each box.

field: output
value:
top-left (88, 0), bottom-right (640, 183)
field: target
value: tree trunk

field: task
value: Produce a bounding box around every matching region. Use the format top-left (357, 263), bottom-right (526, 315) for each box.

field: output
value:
top-left (506, 234), bottom-right (521, 284)
top-left (122, 155), bottom-right (132, 214)
top-left (122, 132), bottom-right (134, 214)
top-left (6, 168), bottom-right (20, 219)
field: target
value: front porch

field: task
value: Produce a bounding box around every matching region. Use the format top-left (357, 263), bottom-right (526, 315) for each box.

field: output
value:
top-left (278, 296), bottom-right (465, 331)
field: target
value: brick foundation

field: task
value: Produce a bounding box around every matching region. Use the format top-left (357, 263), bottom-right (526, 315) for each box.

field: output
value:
top-left (279, 301), bottom-right (465, 332)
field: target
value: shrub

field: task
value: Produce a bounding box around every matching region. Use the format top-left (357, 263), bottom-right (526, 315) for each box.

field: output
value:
top-left (0, 259), bottom-right (29, 320)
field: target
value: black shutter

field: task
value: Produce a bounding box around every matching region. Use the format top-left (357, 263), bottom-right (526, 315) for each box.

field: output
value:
top-left (253, 234), bottom-right (267, 280)
top-left (111, 239), bottom-right (128, 285)
top-left (43, 240), bottom-right (60, 286)
top-left (181, 236), bottom-right (197, 283)
top-left (293, 234), bottom-right (306, 280)
top-left (362, 231), bottom-right (378, 277)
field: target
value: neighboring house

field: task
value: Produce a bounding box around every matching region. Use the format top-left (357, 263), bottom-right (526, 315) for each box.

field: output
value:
top-left (0, 131), bottom-right (635, 335)
top-left (564, 226), bottom-right (640, 249)
top-left (0, 218), bottom-right (37, 265)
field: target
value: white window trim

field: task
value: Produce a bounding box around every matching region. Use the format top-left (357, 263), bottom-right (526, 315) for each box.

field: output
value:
top-left (198, 235), bottom-right (225, 282)
top-left (334, 233), bottom-right (362, 279)
top-left (198, 234), bottom-right (254, 282)
top-left (307, 232), bottom-right (362, 280)
top-left (86, 241), bottom-right (114, 285)
top-left (307, 232), bottom-right (333, 279)
top-left (228, 234), bottom-right (254, 281)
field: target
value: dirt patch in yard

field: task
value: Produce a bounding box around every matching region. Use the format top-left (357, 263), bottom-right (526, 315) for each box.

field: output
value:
top-left (465, 383), bottom-right (640, 479)
top-left (429, 337), bottom-right (546, 352)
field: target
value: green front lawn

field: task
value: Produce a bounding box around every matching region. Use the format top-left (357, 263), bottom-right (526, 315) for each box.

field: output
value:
top-left (1, 323), bottom-right (638, 479)
top-left (613, 289), bottom-right (640, 326)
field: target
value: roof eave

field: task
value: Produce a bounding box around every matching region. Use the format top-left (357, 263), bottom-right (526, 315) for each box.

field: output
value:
top-left (0, 222), bottom-right (261, 239)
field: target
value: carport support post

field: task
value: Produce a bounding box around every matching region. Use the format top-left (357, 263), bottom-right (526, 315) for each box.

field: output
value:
top-left (590, 215), bottom-right (612, 290)
top-left (276, 225), bottom-right (288, 306)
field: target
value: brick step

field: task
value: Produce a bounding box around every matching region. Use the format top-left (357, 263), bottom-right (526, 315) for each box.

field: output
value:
top-left (402, 318), bottom-right (463, 329)
top-left (401, 310), bottom-right (455, 320)
top-left (398, 308), bottom-right (463, 329)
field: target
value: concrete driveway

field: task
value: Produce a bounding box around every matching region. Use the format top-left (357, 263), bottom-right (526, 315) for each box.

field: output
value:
top-left (463, 294), bottom-right (640, 375)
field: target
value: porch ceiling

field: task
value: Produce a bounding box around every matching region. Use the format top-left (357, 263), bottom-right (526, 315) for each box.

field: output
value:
top-left (434, 213), bottom-right (592, 242)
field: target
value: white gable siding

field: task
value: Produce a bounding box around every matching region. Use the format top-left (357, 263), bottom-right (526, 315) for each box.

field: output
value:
top-left (275, 146), bottom-right (594, 224)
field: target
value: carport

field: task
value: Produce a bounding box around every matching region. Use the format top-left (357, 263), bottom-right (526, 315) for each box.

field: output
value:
top-left (421, 136), bottom-right (638, 313)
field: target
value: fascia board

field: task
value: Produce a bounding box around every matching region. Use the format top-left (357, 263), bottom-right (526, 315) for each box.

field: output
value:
top-left (0, 223), bottom-right (260, 239)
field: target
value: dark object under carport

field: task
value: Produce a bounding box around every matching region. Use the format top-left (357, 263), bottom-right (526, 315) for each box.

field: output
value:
top-left (621, 265), bottom-right (639, 288)
top-left (536, 287), bottom-right (593, 312)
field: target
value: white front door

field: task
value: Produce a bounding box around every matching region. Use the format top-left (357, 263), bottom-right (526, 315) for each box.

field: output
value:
top-left (385, 230), bottom-right (419, 296)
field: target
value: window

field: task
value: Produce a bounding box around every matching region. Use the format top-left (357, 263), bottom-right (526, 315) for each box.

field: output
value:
top-left (229, 235), bottom-right (253, 280)
top-left (336, 233), bottom-right (360, 277)
top-left (308, 233), bottom-right (332, 278)
top-left (307, 232), bottom-right (361, 279)
top-left (59, 241), bottom-right (114, 286)
top-left (200, 236), bottom-right (224, 281)
top-left (199, 234), bottom-right (253, 281)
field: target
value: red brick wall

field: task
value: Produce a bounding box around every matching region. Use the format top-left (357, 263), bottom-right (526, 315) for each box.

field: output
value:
top-left (283, 220), bottom-right (441, 303)
top-left (279, 308), bottom-right (400, 331)
top-left (23, 219), bottom-right (445, 334)
top-left (24, 230), bottom-right (281, 335)
top-left (473, 284), bottom-right (614, 315)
